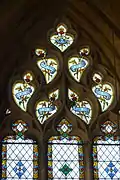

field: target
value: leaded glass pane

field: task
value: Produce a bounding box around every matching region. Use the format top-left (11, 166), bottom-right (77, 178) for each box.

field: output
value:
top-left (93, 136), bottom-right (120, 179)
top-left (93, 121), bottom-right (119, 179)
top-left (79, 47), bottom-right (90, 56)
top-left (68, 89), bottom-right (92, 124)
top-left (12, 73), bottom-right (35, 112)
top-left (37, 49), bottom-right (58, 84)
top-left (50, 24), bottom-right (74, 52)
top-left (92, 83), bottom-right (114, 112)
top-left (36, 90), bottom-right (59, 124)
top-left (36, 100), bottom-right (57, 124)
top-left (48, 119), bottom-right (84, 180)
top-left (2, 120), bottom-right (38, 179)
top-left (68, 57), bottom-right (89, 82)
top-left (101, 121), bottom-right (117, 134)
top-left (92, 73), bottom-right (102, 84)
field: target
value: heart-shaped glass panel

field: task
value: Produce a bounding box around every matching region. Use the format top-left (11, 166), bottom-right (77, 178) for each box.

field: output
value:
top-left (13, 82), bottom-right (35, 111)
top-left (92, 83), bottom-right (114, 111)
top-left (36, 101), bottom-right (57, 124)
top-left (50, 24), bottom-right (74, 52)
top-left (68, 57), bottom-right (89, 82)
top-left (68, 89), bottom-right (92, 124)
top-left (36, 89), bottom-right (59, 124)
top-left (37, 58), bottom-right (58, 84)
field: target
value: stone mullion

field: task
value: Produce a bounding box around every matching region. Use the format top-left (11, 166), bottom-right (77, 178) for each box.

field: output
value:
top-left (83, 141), bottom-right (93, 180)
top-left (39, 140), bottom-right (48, 180)
top-left (60, 57), bottom-right (67, 106)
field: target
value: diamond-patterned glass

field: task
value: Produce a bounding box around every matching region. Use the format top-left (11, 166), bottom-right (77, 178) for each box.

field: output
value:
top-left (2, 121), bottom-right (38, 179)
top-left (93, 135), bottom-right (120, 179)
top-left (48, 119), bottom-right (84, 179)
top-left (12, 120), bottom-right (28, 134)
top-left (57, 119), bottom-right (72, 136)
top-left (101, 121), bottom-right (117, 134)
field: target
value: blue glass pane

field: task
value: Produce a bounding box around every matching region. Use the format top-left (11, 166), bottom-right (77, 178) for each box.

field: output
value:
top-left (2, 121), bottom-right (38, 179)
top-left (93, 135), bottom-right (120, 179)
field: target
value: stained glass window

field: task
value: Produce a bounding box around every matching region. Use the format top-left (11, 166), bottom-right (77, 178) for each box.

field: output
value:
top-left (48, 119), bottom-right (84, 179)
top-left (36, 89), bottom-right (59, 124)
top-left (92, 73), bottom-right (114, 112)
top-left (79, 46), bottom-right (90, 56)
top-left (68, 89), bottom-right (92, 124)
top-left (36, 49), bottom-right (58, 84)
top-left (50, 24), bottom-right (74, 52)
top-left (68, 56), bottom-right (89, 82)
top-left (2, 120), bottom-right (38, 179)
top-left (12, 72), bottom-right (35, 111)
top-left (3, 19), bottom-right (118, 180)
top-left (93, 121), bottom-right (120, 179)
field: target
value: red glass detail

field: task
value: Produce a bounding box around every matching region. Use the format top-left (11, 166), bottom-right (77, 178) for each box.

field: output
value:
top-left (71, 96), bottom-right (77, 101)
top-left (94, 77), bottom-right (101, 83)
top-left (59, 30), bottom-right (64, 35)
top-left (25, 75), bottom-right (31, 83)
top-left (39, 52), bottom-right (45, 58)
top-left (50, 97), bottom-right (55, 102)
top-left (81, 49), bottom-right (89, 56)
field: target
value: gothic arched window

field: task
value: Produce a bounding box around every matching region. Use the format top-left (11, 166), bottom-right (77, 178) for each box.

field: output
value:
top-left (93, 121), bottom-right (119, 179)
top-left (48, 119), bottom-right (84, 179)
top-left (1, 120), bottom-right (38, 179)
top-left (0, 19), bottom-right (119, 180)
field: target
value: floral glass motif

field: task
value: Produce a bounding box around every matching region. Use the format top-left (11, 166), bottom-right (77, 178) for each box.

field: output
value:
top-left (35, 48), bottom-right (45, 57)
top-left (92, 73), bottom-right (114, 111)
top-left (2, 120), bottom-right (38, 180)
top-left (68, 56), bottom-right (89, 82)
top-left (57, 119), bottom-right (72, 136)
top-left (36, 89), bottom-right (59, 124)
top-left (37, 49), bottom-right (58, 84)
top-left (93, 121), bottom-right (120, 179)
top-left (92, 73), bottom-right (103, 84)
top-left (48, 119), bottom-right (84, 179)
top-left (50, 24), bottom-right (74, 52)
top-left (79, 47), bottom-right (90, 56)
top-left (68, 89), bottom-right (92, 124)
top-left (101, 121), bottom-right (117, 134)
top-left (12, 72), bottom-right (35, 111)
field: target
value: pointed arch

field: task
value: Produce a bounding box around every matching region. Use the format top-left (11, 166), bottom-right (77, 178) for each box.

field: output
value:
top-left (48, 119), bottom-right (84, 179)
top-left (0, 17), bottom-right (119, 180)
top-left (1, 120), bottom-right (38, 179)
top-left (93, 121), bottom-right (120, 179)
